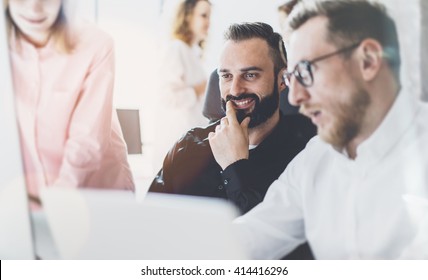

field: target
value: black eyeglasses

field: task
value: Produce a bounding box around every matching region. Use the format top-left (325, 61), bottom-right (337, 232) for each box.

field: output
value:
top-left (283, 41), bottom-right (361, 88)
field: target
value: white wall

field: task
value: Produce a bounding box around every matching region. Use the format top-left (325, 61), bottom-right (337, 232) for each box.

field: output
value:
top-left (74, 0), bottom-right (97, 22)
top-left (384, 0), bottom-right (422, 99)
top-left (420, 0), bottom-right (428, 101)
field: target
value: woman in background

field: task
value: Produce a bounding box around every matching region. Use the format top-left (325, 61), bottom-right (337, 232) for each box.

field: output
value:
top-left (154, 0), bottom-right (211, 169)
top-left (4, 0), bottom-right (134, 208)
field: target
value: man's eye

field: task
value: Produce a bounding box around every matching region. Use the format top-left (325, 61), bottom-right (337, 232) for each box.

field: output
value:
top-left (221, 73), bottom-right (231, 79)
top-left (245, 73), bottom-right (256, 79)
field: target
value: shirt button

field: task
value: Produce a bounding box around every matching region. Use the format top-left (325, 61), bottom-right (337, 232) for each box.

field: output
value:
top-left (223, 179), bottom-right (229, 185)
top-left (218, 185), bottom-right (224, 190)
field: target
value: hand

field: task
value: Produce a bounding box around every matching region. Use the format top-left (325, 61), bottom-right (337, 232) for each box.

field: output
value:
top-left (208, 101), bottom-right (250, 170)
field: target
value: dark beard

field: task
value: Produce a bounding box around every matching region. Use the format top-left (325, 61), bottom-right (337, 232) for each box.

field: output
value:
top-left (221, 77), bottom-right (279, 128)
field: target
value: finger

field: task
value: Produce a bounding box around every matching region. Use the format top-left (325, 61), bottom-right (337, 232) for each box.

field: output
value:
top-left (225, 101), bottom-right (238, 125)
top-left (220, 117), bottom-right (229, 126)
top-left (241, 116), bottom-right (251, 133)
top-left (215, 125), bottom-right (221, 132)
top-left (208, 132), bottom-right (215, 139)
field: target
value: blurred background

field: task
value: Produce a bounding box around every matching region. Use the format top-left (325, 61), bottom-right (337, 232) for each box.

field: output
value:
top-left (72, 0), bottom-right (428, 193)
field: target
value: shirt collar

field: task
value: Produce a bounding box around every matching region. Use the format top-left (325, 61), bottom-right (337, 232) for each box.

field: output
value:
top-left (10, 33), bottom-right (56, 58)
top-left (354, 91), bottom-right (420, 163)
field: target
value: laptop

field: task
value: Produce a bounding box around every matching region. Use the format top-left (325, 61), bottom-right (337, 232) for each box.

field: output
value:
top-left (40, 188), bottom-right (248, 259)
top-left (0, 8), bottom-right (36, 260)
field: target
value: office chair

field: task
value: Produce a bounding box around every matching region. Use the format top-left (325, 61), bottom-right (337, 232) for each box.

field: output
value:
top-left (202, 69), bottom-right (299, 122)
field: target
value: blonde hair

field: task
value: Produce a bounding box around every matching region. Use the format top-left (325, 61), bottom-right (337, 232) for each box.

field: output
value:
top-left (278, 0), bottom-right (300, 16)
top-left (171, 0), bottom-right (210, 47)
top-left (4, 0), bottom-right (74, 53)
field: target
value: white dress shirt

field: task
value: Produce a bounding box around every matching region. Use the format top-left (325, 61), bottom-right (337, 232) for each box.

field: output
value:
top-left (235, 91), bottom-right (428, 259)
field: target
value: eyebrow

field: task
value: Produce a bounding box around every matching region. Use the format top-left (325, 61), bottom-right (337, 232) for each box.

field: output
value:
top-left (218, 66), bottom-right (264, 73)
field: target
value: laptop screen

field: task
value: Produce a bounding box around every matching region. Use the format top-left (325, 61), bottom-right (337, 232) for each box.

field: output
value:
top-left (41, 189), bottom-right (247, 259)
top-left (0, 7), bottom-right (35, 259)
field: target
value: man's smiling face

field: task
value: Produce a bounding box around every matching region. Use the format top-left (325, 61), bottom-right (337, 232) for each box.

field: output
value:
top-left (218, 38), bottom-right (282, 128)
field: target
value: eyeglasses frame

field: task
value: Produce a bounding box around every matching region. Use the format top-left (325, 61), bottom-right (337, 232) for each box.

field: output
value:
top-left (283, 41), bottom-right (362, 88)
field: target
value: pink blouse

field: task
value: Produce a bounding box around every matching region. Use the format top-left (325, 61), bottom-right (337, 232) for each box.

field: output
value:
top-left (10, 24), bottom-right (135, 207)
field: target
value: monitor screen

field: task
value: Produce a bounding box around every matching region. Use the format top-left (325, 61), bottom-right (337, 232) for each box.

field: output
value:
top-left (116, 109), bottom-right (143, 154)
top-left (0, 7), bottom-right (35, 259)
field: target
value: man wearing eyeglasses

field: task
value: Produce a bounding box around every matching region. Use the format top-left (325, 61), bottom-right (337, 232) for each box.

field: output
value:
top-left (234, 0), bottom-right (428, 259)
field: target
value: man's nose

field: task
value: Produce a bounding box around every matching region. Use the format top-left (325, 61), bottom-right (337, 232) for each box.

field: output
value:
top-left (288, 77), bottom-right (310, 106)
top-left (229, 78), bottom-right (245, 96)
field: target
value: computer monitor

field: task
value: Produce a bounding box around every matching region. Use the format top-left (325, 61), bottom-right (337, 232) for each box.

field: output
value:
top-left (0, 7), bottom-right (35, 259)
top-left (116, 109), bottom-right (143, 154)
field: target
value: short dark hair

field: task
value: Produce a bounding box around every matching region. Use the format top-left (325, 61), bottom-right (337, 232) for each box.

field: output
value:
top-left (224, 22), bottom-right (287, 74)
top-left (288, 0), bottom-right (401, 79)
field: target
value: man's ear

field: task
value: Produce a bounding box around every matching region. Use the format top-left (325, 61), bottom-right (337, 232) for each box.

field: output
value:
top-left (278, 68), bottom-right (287, 91)
top-left (358, 39), bottom-right (383, 82)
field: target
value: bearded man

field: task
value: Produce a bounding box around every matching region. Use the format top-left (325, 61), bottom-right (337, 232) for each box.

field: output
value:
top-left (150, 22), bottom-right (314, 214)
top-left (234, 0), bottom-right (428, 259)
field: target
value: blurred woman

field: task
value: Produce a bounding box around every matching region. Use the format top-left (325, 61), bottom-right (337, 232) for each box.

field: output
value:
top-left (154, 0), bottom-right (211, 169)
top-left (4, 0), bottom-right (134, 208)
